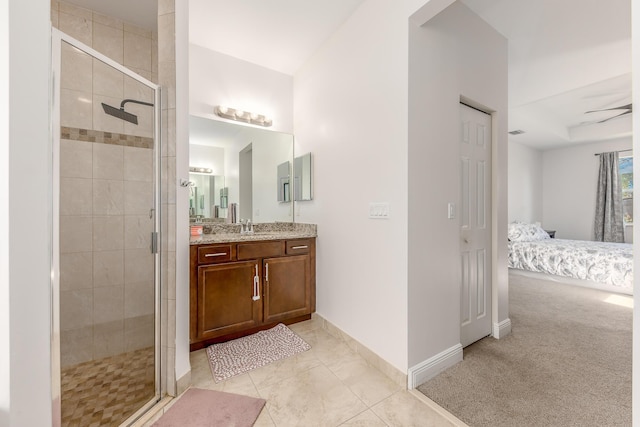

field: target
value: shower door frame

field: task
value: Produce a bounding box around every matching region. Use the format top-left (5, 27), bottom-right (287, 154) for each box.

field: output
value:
top-left (50, 27), bottom-right (163, 427)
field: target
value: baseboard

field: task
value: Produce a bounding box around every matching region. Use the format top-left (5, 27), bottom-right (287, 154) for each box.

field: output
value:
top-left (314, 313), bottom-right (407, 388)
top-left (176, 369), bottom-right (191, 396)
top-left (408, 343), bottom-right (463, 389)
top-left (492, 318), bottom-right (511, 339)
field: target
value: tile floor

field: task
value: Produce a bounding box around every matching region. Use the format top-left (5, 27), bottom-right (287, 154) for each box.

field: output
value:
top-left (144, 318), bottom-right (466, 427)
top-left (61, 347), bottom-right (155, 426)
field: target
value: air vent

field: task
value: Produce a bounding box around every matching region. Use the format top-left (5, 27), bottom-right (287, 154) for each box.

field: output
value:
top-left (508, 130), bottom-right (525, 135)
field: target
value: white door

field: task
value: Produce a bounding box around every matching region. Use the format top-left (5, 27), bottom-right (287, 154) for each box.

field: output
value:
top-left (460, 103), bottom-right (492, 347)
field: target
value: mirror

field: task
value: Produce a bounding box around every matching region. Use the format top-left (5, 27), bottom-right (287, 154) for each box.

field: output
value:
top-left (277, 161), bottom-right (291, 202)
top-left (189, 115), bottom-right (294, 223)
top-left (188, 173), bottom-right (226, 219)
top-left (293, 152), bottom-right (312, 201)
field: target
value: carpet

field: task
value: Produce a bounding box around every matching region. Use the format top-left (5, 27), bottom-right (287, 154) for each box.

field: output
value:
top-left (152, 388), bottom-right (265, 427)
top-left (418, 272), bottom-right (632, 427)
top-left (207, 323), bottom-right (311, 382)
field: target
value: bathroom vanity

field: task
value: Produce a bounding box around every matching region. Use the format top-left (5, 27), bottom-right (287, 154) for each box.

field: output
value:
top-left (189, 223), bottom-right (316, 350)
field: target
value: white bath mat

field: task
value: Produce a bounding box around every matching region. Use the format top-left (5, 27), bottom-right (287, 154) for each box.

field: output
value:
top-left (206, 323), bottom-right (311, 382)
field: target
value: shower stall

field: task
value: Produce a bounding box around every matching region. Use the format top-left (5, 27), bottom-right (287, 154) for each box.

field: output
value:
top-left (52, 27), bottom-right (161, 426)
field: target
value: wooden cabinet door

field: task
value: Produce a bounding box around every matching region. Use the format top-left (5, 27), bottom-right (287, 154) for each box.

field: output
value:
top-left (197, 260), bottom-right (262, 339)
top-left (263, 255), bottom-right (311, 324)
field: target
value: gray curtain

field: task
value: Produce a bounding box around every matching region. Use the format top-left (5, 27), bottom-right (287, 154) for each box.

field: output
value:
top-left (594, 152), bottom-right (624, 242)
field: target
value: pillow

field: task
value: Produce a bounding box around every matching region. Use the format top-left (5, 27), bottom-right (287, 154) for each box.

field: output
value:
top-left (508, 222), bottom-right (551, 242)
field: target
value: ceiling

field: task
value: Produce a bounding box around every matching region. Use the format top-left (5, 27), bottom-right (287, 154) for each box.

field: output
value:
top-left (69, 0), bottom-right (632, 151)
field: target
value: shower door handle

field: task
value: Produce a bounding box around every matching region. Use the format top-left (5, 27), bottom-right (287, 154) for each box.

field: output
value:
top-left (150, 232), bottom-right (159, 254)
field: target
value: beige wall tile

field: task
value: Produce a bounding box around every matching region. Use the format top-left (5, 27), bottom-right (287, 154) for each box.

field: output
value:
top-left (93, 215), bottom-right (124, 251)
top-left (61, 88), bottom-right (93, 129)
top-left (94, 286), bottom-right (124, 323)
top-left (125, 180), bottom-right (153, 215)
top-left (124, 147), bottom-right (153, 182)
top-left (60, 215), bottom-right (93, 253)
top-left (93, 57), bottom-right (124, 98)
top-left (61, 139), bottom-right (92, 178)
top-left (60, 327), bottom-right (93, 368)
top-left (166, 109), bottom-right (176, 157)
top-left (92, 23), bottom-right (124, 65)
top-left (93, 319), bottom-right (124, 359)
top-left (124, 248), bottom-right (154, 283)
top-left (93, 179), bottom-right (124, 215)
top-left (124, 102), bottom-right (154, 138)
top-left (58, 11), bottom-right (92, 47)
top-left (124, 215), bottom-right (153, 249)
top-left (124, 74), bottom-right (154, 103)
top-left (60, 252), bottom-right (93, 291)
top-left (60, 289), bottom-right (93, 331)
top-left (165, 157), bottom-right (176, 204)
top-left (124, 315), bottom-right (155, 352)
top-left (93, 250), bottom-right (124, 287)
top-left (167, 205), bottom-right (175, 251)
top-left (157, 0), bottom-right (174, 16)
top-left (124, 281), bottom-right (155, 318)
top-left (157, 14), bottom-right (175, 63)
top-left (124, 31), bottom-right (152, 72)
top-left (59, 1), bottom-right (92, 19)
top-left (124, 22), bottom-right (153, 39)
top-left (166, 251), bottom-right (175, 300)
top-left (61, 42), bottom-right (92, 92)
top-left (60, 177), bottom-right (93, 216)
top-left (152, 38), bottom-right (158, 75)
top-left (51, 8), bottom-right (59, 28)
top-left (167, 347), bottom-right (176, 395)
top-left (93, 143), bottom-right (124, 180)
top-left (167, 299), bottom-right (175, 350)
top-left (158, 62), bottom-right (176, 109)
top-left (92, 11), bottom-right (123, 30)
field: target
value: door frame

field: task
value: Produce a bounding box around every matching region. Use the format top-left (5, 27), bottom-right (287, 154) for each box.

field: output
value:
top-left (458, 102), bottom-right (497, 348)
top-left (50, 27), bottom-right (162, 426)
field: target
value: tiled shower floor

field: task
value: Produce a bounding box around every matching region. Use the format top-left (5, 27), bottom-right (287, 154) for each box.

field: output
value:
top-left (61, 347), bottom-right (155, 426)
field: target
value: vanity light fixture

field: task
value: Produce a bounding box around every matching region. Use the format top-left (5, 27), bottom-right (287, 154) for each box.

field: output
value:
top-left (215, 105), bottom-right (273, 127)
top-left (189, 166), bottom-right (213, 174)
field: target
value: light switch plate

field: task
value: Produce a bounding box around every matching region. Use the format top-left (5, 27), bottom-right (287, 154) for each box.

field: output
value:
top-left (448, 203), bottom-right (455, 219)
top-left (369, 202), bottom-right (390, 219)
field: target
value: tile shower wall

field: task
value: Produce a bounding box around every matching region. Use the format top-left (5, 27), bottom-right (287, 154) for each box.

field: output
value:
top-left (53, 0), bottom-right (159, 368)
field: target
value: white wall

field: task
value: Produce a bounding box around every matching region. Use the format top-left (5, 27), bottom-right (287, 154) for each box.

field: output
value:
top-left (189, 44), bottom-right (294, 134)
top-left (0, 0), bottom-right (9, 424)
top-left (407, 1), bottom-right (508, 369)
top-left (542, 137), bottom-right (632, 240)
top-left (6, 0), bottom-right (52, 425)
top-left (293, 0), bottom-right (426, 372)
top-left (175, 0), bottom-right (191, 389)
top-left (189, 144), bottom-right (225, 174)
top-left (508, 141), bottom-right (543, 223)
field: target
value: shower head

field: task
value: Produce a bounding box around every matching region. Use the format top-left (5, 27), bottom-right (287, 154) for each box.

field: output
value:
top-left (101, 98), bottom-right (154, 125)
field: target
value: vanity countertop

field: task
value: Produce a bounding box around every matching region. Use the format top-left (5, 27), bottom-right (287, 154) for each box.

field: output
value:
top-left (189, 222), bottom-right (317, 245)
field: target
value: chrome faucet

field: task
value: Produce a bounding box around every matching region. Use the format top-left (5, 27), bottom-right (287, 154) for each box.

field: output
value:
top-left (240, 219), bottom-right (254, 235)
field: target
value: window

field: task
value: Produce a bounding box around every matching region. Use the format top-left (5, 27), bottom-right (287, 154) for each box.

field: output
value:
top-left (620, 156), bottom-right (633, 224)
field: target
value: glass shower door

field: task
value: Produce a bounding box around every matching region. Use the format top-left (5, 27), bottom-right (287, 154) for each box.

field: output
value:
top-left (52, 29), bottom-right (161, 426)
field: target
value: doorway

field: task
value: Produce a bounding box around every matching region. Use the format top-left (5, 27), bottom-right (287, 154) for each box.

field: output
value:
top-left (460, 103), bottom-right (493, 347)
top-left (51, 29), bottom-right (161, 426)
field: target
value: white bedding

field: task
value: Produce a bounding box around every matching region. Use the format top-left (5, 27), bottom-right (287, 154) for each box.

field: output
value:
top-left (508, 238), bottom-right (633, 294)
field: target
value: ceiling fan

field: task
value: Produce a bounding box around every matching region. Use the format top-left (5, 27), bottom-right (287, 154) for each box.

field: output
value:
top-left (584, 103), bottom-right (632, 123)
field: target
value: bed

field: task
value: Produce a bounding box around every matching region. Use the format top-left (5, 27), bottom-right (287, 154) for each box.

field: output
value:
top-left (508, 222), bottom-right (633, 295)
